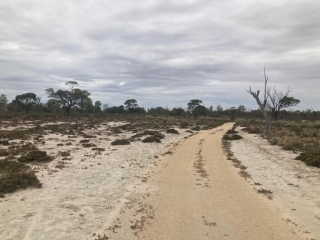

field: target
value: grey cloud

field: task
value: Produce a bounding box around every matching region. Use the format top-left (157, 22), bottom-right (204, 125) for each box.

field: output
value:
top-left (0, 0), bottom-right (319, 110)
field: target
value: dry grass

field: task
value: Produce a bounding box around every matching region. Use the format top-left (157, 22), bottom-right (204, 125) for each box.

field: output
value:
top-left (236, 118), bottom-right (320, 152)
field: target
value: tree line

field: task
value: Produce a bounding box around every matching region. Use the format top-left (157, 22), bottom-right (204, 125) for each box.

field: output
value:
top-left (0, 80), bottom-right (319, 121)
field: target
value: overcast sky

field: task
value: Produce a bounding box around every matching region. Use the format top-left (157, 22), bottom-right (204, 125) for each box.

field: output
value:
top-left (0, 0), bottom-right (319, 110)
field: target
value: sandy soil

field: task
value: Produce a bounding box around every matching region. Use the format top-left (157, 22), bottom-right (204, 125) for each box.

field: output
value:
top-left (1, 122), bottom-right (318, 240)
top-left (0, 121), bottom-right (192, 240)
top-left (229, 126), bottom-right (320, 239)
top-left (106, 123), bottom-right (312, 240)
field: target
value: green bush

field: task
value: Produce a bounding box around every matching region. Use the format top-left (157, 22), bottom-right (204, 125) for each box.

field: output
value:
top-left (0, 172), bottom-right (42, 194)
top-left (295, 152), bottom-right (320, 168)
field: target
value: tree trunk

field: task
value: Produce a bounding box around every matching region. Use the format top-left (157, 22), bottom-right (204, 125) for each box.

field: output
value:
top-left (265, 116), bottom-right (272, 134)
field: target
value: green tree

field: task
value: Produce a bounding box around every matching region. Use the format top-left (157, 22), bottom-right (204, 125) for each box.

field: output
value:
top-left (15, 93), bottom-right (40, 114)
top-left (187, 99), bottom-right (203, 124)
top-left (124, 99), bottom-right (138, 113)
top-left (74, 89), bottom-right (92, 113)
top-left (0, 94), bottom-right (8, 112)
top-left (94, 101), bottom-right (102, 113)
top-left (216, 105), bottom-right (223, 117)
top-left (46, 81), bottom-right (79, 115)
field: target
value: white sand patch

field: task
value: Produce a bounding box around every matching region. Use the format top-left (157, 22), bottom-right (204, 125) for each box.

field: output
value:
top-left (0, 121), bottom-right (192, 240)
top-left (230, 127), bottom-right (320, 238)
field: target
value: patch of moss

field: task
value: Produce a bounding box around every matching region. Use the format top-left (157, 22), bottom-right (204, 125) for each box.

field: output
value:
top-left (111, 139), bottom-right (131, 145)
top-left (18, 150), bottom-right (53, 163)
top-left (295, 152), bottom-right (320, 168)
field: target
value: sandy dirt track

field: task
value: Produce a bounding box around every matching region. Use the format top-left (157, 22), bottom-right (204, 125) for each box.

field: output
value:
top-left (116, 123), bottom-right (307, 240)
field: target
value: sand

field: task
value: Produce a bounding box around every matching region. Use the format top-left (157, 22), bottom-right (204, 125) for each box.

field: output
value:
top-left (109, 123), bottom-right (312, 240)
top-left (1, 121), bottom-right (319, 240)
top-left (0, 121), bottom-right (191, 240)
top-left (229, 126), bottom-right (320, 239)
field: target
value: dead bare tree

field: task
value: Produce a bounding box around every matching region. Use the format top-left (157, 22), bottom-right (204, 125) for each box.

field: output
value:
top-left (246, 68), bottom-right (272, 134)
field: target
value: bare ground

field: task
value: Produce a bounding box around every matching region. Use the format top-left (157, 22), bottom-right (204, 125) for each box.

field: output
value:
top-left (107, 123), bottom-right (312, 240)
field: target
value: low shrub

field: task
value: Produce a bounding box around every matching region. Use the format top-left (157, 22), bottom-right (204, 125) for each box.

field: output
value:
top-left (142, 136), bottom-right (161, 143)
top-left (241, 127), bottom-right (260, 134)
top-left (60, 151), bottom-right (70, 157)
top-left (295, 152), bottom-right (320, 168)
top-left (111, 139), bottom-right (131, 145)
top-left (226, 129), bottom-right (238, 134)
top-left (18, 150), bottom-right (53, 163)
top-left (0, 172), bottom-right (42, 194)
top-left (92, 148), bottom-right (105, 151)
top-left (0, 140), bottom-right (10, 146)
top-left (166, 129), bottom-right (179, 134)
top-left (180, 121), bottom-right (188, 129)
top-left (82, 143), bottom-right (97, 148)
top-left (191, 126), bottom-right (201, 131)
top-left (0, 149), bottom-right (9, 156)
top-left (144, 131), bottom-right (165, 139)
top-left (83, 135), bottom-right (97, 139)
top-left (0, 160), bottom-right (29, 174)
top-left (222, 134), bottom-right (243, 140)
top-left (80, 139), bottom-right (90, 143)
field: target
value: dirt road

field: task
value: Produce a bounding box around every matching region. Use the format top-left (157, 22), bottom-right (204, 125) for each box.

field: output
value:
top-left (120, 123), bottom-right (304, 240)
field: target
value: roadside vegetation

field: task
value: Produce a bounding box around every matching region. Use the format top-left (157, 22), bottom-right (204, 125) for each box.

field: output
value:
top-left (236, 118), bottom-right (320, 167)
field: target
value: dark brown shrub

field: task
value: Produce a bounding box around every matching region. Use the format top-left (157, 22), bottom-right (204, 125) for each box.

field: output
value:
top-left (92, 148), bottom-right (105, 151)
top-left (142, 136), bottom-right (161, 143)
top-left (180, 121), bottom-right (189, 129)
top-left (227, 129), bottom-right (238, 134)
top-left (80, 139), bottom-right (90, 143)
top-left (82, 143), bottom-right (97, 148)
top-left (191, 126), bottom-right (201, 131)
top-left (0, 140), bottom-right (10, 146)
top-left (18, 150), bottom-right (53, 163)
top-left (0, 149), bottom-right (9, 156)
top-left (166, 129), bottom-right (179, 134)
top-left (111, 139), bottom-right (131, 145)
top-left (60, 151), bottom-right (70, 157)
top-left (222, 134), bottom-right (243, 140)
